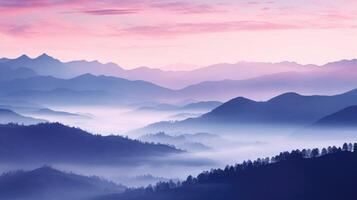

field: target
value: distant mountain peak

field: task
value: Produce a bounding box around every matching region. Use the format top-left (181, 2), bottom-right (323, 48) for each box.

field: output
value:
top-left (37, 53), bottom-right (50, 58)
top-left (268, 92), bottom-right (302, 102)
top-left (31, 166), bottom-right (60, 174)
top-left (73, 73), bottom-right (98, 80)
top-left (35, 53), bottom-right (60, 62)
top-left (229, 96), bottom-right (256, 104)
top-left (17, 54), bottom-right (31, 60)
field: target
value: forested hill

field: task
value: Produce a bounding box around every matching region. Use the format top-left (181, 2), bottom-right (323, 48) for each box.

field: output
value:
top-left (0, 123), bottom-right (182, 165)
top-left (97, 143), bottom-right (357, 200)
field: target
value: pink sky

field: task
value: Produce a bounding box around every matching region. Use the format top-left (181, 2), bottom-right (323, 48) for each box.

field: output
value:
top-left (1, 0), bottom-right (357, 69)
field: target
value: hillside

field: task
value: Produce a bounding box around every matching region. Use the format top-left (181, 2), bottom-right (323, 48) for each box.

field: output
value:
top-left (96, 144), bottom-right (357, 200)
top-left (0, 123), bottom-right (182, 165)
top-left (312, 105), bottom-right (357, 127)
top-left (0, 166), bottom-right (125, 200)
top-left (140, 89), bottom-right (357, 133)
top-left (0, 73), bottom-right (174, 105)
top-left (0, 108), bottom-right (46, 125)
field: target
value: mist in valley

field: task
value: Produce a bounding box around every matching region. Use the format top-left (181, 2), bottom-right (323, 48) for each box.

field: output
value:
top-left (2, 102), bottom-right (356, 188)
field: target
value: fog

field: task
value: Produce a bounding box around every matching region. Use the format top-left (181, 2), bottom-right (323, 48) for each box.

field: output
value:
top-left (30, 105), bottom-right (206, 135)
top-left (8, 105), bottom-right (357, 188)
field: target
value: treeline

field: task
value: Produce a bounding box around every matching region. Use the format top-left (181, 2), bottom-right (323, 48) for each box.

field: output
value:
top-left (127, 142), bottom-right (357, 194)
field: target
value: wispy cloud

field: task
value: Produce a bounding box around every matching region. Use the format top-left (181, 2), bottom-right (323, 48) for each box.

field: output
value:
top-left (149, 1), bottom-right (223, 14)
top-left (118, 21), bottom-right (300, 37)
top-left (76, 8), bottom-right (141, 15)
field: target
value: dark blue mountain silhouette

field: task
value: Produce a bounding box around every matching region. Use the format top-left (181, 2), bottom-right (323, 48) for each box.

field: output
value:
top-left (140, 89), bottom-right (357, 133)
top-left (95, 144), bottom-right (357, 200)
top-left (0, 166), bottom-right (125, 200)
top-left (295, 106), bottom-right (357, 138)
top-left (312, 105), bottom-right (357, 127)
top-left (0, 123), bottom-right (182, 165)
top-left (0, 108), bottom-right (46, 125)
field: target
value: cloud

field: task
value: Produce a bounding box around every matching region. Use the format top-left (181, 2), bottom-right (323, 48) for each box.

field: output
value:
top-left (117, 21), bottom-right (300, 37)
top-left (150, 2), bottom-right (223, 14)
top-left (0, 0), bottom-right (223, 15)
top-left (77, 9), bottom-right (141, 15)
top-left (0, 19), bottom-right (89, 38)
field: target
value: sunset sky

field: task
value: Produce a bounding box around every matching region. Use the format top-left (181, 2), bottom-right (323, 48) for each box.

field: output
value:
top-left (1, 0), bottom-right (357, 69)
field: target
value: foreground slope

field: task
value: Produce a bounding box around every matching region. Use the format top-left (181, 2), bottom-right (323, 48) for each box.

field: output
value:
top-left (98, 145), bottom-right (357, 200)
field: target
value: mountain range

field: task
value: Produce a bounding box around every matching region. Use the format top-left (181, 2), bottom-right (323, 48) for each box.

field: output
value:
top-left (0, 73), bottom-right (173, 106)
top-left (0, 54), bottom-right (317, 89)
top-left (2, 54), bottom-right (357, 104)
top-left (139, 89), bottom-right (357, 134)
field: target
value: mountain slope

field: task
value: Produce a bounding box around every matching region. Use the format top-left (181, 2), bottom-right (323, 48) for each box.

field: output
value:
top-left (140, 89), bottom-right (357, 133)
top-left (0, 108), bottom-right (46, 125)
top-left (0, 74), bottom-right (174, 105)
top-left (295, 106), bottom-right (357, 138)
top-left (0, 166), bottom-right (125, 200)
top-left (0, 123), bottom-right (182, 165)
top-left (312, 105), bottom-right (357, 127)
top-left (96, 146), bottom-right (357, 200)
top-left (0, 66), bottom-right (37, 81)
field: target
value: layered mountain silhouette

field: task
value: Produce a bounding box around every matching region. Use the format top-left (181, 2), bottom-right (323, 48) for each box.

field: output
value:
top-left (0, 123), bottom-right (182, 165)
top-left (0, 66), bottom-right (37, 81)
top-left (0, 73), bottom-right (173, 105)
top-left (0, 54), bottom-right (357, 101)
top-left (0, 54), bottom-right (317, 88)
top-left (295, 106), bottom-right (357, 138)
top-left (0, 108), bottom-right (46, 125)
top-left (0, 166), bottom-right (125, 200)
top-left (95, 145), bottom-right (357, 200)
top-left (140, 89), bottom-right (357, 133)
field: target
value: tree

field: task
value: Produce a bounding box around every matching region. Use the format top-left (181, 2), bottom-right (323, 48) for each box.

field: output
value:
top-left (311, 148), bottom-right (320, 158)
top-left (353, 143), bottom-right (357, 152)
top-left (343, 143), bottom-right (348, 151)
top-left (348, 143), bottom-right (353, 151)
top-left (321, 148), bottom-right (328, 156)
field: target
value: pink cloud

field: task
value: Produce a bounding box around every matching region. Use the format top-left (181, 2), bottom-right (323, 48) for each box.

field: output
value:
top-left (117, 21), bottom-right (301, 37)
top-left (149, 2), bottom-right (223, 14)
top-left (0, 19), bottom-right (89, 38)
top-left (0, 0), bottom-right (223, 15)
top-left (77, 8), bottom-right (141, 15)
